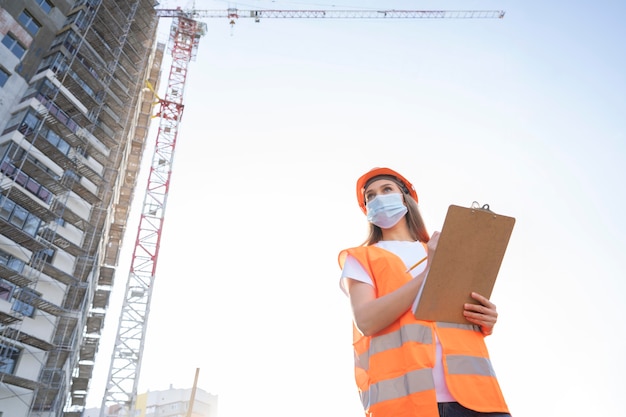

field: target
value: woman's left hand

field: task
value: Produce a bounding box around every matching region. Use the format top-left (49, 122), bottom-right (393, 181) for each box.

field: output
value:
top-left (463, 292), bottom-right (498, 336)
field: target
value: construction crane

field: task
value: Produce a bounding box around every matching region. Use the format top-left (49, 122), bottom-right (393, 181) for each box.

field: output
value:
top-left (99, 6), bottom-right (505, 416)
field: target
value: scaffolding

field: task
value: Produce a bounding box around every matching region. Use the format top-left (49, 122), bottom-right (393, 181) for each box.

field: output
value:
top-left (0, 0), bottom-right (162, 415)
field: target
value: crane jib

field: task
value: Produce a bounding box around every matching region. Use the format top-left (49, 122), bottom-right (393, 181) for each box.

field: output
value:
top-left (154, 9), bottom-right (506, 20)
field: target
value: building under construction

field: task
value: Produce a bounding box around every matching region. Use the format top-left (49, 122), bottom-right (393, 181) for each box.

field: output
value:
top-left (0, 0), bottom-right (163, 415)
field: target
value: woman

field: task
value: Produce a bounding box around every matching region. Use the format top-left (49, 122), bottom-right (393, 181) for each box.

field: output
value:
top-left (338, 167), bottom-right (511, 417)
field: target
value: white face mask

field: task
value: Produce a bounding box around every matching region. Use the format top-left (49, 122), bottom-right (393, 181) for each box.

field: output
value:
top-left (366, 193), bottom-right (408, 229)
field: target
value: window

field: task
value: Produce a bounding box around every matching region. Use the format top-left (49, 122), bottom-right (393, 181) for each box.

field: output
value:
top-left (36, 0), bottom-right (54, 14)
top-left (0, 196), bottom-right (16, 220)
top-left (66, 10), bottom-right (90, 31)
top-left (0, 343), bottom-right (21, 374)
top-left (18, 110), bottom-right (41, 135)
top-left (1, 153), bottom-right (53, 204)
top-left (14, 170), bottom-right (28, 188)
top-left (12, 288), bottom-right (38, 318)
top-left (38, 187), bottom-right (52, 203)
top-left (0, 160), bottom-right (14, 176)
top-left (0, 251), bottom-right (9, 267)
top-left (1, 33), bottom-right (26, 59)
top-left (45, 128), bottom-right (71, 155)
top-left (25, 178), bottom-right (40, 194)
top-left (10, 206), bottom-right (28, 229)
top-left (23, 214), bottom-right (41, 236)
top-left (50, 29), bottom-right (80, 54)
top-left (0, 67), bottom-right (9, 87)
top-left (0, 249), bottom-right (26, 274)
top-left (38, 52), bottom-right (68, 75)
top-left (41, 248), bottom-right (55, 263)
top-left (0, 195), bottom-right (42, 236)
top-left (18, 10), bottom-right (41, 36)
top-left (0, 280), bottom-right (14, 301)
top-left (4, 110), bottom-right (26, 133)
top-left (6, 257), bottom-right (26, 274)
top-left (39, 78), bottom-right (57, 98)
top-left (12, 299), bottom-right (35, 317)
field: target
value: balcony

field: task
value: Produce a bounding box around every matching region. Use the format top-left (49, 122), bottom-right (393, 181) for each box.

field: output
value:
top-left (1, 326), bottom-right (55, 351)
top-left (0, 219), bottom-right (47, 253)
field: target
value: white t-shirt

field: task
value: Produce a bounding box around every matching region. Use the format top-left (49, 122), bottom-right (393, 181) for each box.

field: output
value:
top-left (340, 240), bottom-right (455, 403)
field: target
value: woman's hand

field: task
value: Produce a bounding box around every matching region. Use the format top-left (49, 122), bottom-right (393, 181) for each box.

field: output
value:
top-left (426, 231), bottom-right (440, 266)
top-left (463, 292), bottom-right (498, 336)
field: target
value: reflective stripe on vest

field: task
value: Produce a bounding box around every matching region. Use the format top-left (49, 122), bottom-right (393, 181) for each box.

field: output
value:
top-left (361, 368), bottom-right (434, 409)
top-left (436, 322), bottom-right (496, 377)
top-left (436, 322), bottom-right (480, 332)
top-left (447, 355), bottom-right (496, 376)
top-left (356, 323), bottom-right (433, 372)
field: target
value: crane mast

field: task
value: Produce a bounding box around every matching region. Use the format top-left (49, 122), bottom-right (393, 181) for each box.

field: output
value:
top-left (99, 14), bottom-right (205, 417)
top-left (99, 6), bottom-right (504, 416)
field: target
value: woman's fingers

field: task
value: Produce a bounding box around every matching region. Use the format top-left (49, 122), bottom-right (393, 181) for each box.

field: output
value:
top-left (464, 292), bottom-right (497, 335)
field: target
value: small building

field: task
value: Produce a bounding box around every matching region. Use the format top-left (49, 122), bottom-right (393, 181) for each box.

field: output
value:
top-left (82, 386), bottom-right (219, 417)
top-left (137, 386), bottom-right (219, 417)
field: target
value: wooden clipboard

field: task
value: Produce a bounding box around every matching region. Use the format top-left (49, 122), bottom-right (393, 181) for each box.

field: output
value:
top-left (413, 204), bottom-right (515, 324)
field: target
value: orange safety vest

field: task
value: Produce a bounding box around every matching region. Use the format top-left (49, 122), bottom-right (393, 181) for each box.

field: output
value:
top-left (338, 245), bottom-right (509, 417)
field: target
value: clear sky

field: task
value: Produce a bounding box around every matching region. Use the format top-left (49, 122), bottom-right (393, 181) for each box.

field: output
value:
top-left (86, 1), bottom-right (626, 416)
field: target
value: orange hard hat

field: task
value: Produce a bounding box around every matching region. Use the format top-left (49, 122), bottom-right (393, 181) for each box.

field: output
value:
top-left (356, 167), bottom-right (418, 214)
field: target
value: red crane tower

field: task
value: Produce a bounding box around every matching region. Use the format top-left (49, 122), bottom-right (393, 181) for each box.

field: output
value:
top-left (99, 7), bottom-right (505, 416)
top-left (98, 12), bottom-right (206, 417)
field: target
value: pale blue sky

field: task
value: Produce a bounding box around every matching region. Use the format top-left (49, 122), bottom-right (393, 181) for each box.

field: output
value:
top-left (87, 1), bottom-right (626, 416)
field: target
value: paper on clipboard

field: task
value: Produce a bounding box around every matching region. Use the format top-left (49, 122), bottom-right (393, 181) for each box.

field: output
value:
top-left (413, 204), bottom-right (515, 324)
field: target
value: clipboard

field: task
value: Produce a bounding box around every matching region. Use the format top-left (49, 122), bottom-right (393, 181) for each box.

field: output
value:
top-left (413, 203), bottom-right (515, 324)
